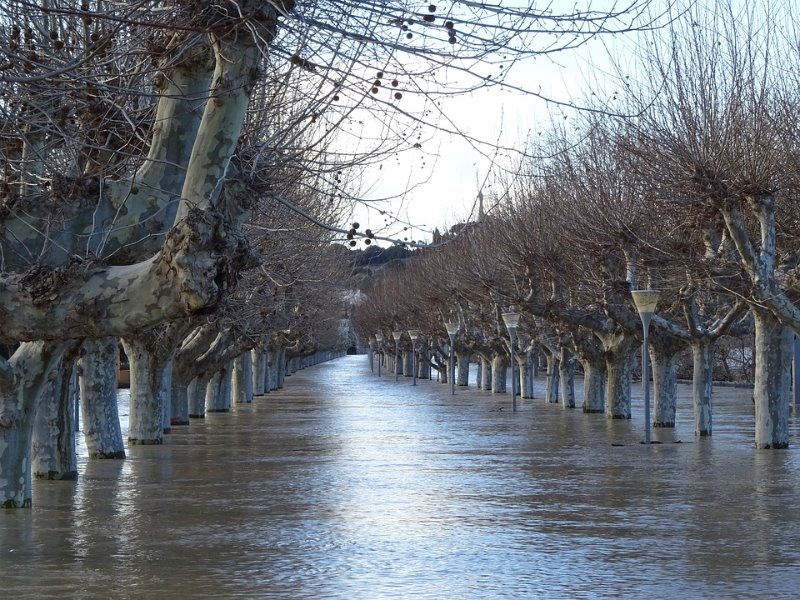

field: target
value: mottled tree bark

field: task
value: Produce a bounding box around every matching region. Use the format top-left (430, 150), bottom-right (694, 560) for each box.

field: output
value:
top-left (691, 339), bottom-right (714, 436)
top-left (32, 359), bottom-right (78, 480)
top-left (559, 346), bottom-right (576, 409)
top-left (457, 351), bottom-right (470, 387)
top-left (491, 355), bottom-right (507, 394)
top-left (78, 338), bottom-right (125, 458)
top-left (206, 366), bottom-right (232, 413)
top-left (752, 308), bottom-right (791, 449)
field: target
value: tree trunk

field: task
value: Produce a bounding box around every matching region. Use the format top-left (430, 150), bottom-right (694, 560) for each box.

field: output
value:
top-left (481, 357), bottom-right (492, 390)
top-left (188, 374), bottom-right (213, 418)
top-left (171, 377), bottom-right (190, 426)
top-left (605, 338), bottom-right (636, 419)
top-left (559, 347), bottom-right (576, 409)
top-left (650, 343), bottom-right (679, 428)
top-left (32, 359), bottom-right (78, 480)
top-left (457, 351), bottom-right (470, 386)
top-left (476, 360), bottom-right (482, 388)
top-left (252, 347), bottom-right (267, 395)
top-left (0, 342), bottom-right (68, 508)
top-left (491, 355), bottom-right (507, 393)
top-left (691, 338), bottom-right (714, 436)
top-left (206, 366), bottom-right (232, 413)
top-left (78, 338), bottom-right (125, 459)
top-left (276, 347), bottom-right (287, 389)
top-left (122, 338), bottom-right (169, 445)
top-left (581, 359), bottom-right (607, 414)
top-left (521, 348), bottom-right (537, 399)
top-left (232, 353), bottom-right (253, 403)
top-left (752, 308), bottom-right (791, 449)
top-left (545, 351), bottom-right (560, 404)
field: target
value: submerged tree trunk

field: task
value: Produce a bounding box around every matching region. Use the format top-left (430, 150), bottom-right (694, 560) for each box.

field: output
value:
top-left (188, 374), bottom-right (213, 418)
top-left (491, 355), bottom-right (507, 394)
top-left (544, 351), bottom-right (560, 404)
top-left (0, 341), bottom-right (69, 508)
top-left (580, 360), bottom-right (607, 414)
top-left (603, 336), bottom-right (636, 419)
top-left (752, 308), bottom-right (791, 449)
top-left (122, 338), bottom-right (172, 445)
top-left (481, 357), bottom-right (492, 390)
top-left (650, 344), bottom-right (679, 428)
top-left (559, 347), bottom-right (576, 409)
top-left (457, 351), bottom-right (470, 387)
top-left (232, 352), bottom-right (253, 403)
top-left (78, 338), bottom-right (125, 459)
top-left (32, 359), bottom-right (78, 480)
top-left (206, 366), bottom-right (232, 413)
top-left (691, 338), bottom-right (714, 436)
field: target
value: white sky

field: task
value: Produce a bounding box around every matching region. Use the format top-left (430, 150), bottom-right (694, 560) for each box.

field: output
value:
top-left (343, 9), bottom-right (635, 246)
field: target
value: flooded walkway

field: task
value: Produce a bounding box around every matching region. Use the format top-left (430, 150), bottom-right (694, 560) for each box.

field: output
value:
top-left (2, 355), bottom-right (800, 599)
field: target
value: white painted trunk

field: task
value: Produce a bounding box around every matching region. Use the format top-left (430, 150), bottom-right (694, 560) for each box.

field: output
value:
top-left (32, 360), bottom-right (78, 480)
top-left (78, 338), bottom-right (125, 458)
top-left (491, 355), bottom-right (507, 394)
top-left (650, 345), bottom-right (678, 428)
top-left (691, 339), bottom-right (714, 436)
top-left (753, 309), bottom-right (791, 449)
top-left (206, 366), bottom-right (232, 413)
top-left (581, 360), bottom-right (607, 414)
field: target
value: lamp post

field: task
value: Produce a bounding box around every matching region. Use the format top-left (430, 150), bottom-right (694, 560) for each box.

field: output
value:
top-left (502, 310), bottom-right (521, 412)
top-left (631, 289), bottom-right (660, 445)
top-left (408, 330), bottom-right (420, 386)
top-left (445, 322), bottom-right (459, 395)
top-left (375, 332), bottom-right (384, 376)
top-left (392, 331), bottom-right (403, 382)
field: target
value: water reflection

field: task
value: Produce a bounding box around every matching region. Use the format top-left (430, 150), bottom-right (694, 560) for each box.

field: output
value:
top-left (1, 356), bottom-right (798, 599)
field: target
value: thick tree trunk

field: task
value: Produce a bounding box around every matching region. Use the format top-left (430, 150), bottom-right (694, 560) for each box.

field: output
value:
top-left (403, 351), bottom-right (413, 378)
top-left (691, 339), bottom-right (714, 436)
top-left (171, 378), bottom-right (190, 426)
top-left (650, 344), bottom-right (679, 428)
top-left (491, 355), bottom-right (507, 394)
top-left (78, 338), bottom-right (125, 459)
top-left (559, 347), bottom-right (576, 409)
top-left (0, 342), bottom-right (68, 507)
top-left (252, 347), bottom-right (267, 395)
top-left (122, 338), bottom-right (168, 445)
top-left (188, 374), bottom-right (213, 418)
top-left (752, 308), bottom-right (791, 449)
top-left (481, 357), bottom-right (492, 390)
top-left (545, 352), bottom-right (560, 404)
top-left (605, 339), bottom-right (636, 419)
top-left (521, 348), bottom-right (537, 399)
top-left (206, 366), bottom-right (232, 413)
top-left (457, 351), bottom-right (470, 387)
top-left (233, 353), bottom-right (253, 403)
top-left (276, 347), bottom-right (287, 389)
top-left (32, 360), bottom-right (78, 480)
top-left (581, 360), bottom-right (607, 414)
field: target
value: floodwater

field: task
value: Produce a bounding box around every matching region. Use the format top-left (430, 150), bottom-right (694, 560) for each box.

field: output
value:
top-left (1, 356), bottom-right (799, 599)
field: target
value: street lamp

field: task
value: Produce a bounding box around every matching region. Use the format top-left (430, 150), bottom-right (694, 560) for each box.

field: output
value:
top-left (408, 330), bottom-right (420, 386)
top-left (631, 289), bottom-right (660, 445)
top-left (392, 330), bottom-right (403, 382)
top-left (445, 321), bottom-right (459, 395)
top-left (502, 310), bottom-right (521, 412)
top-left (375, 332), bottom-right (384, 376)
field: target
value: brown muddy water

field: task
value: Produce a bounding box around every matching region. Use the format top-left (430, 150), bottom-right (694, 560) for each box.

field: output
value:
top-left (1, 355), bottom-right (799, 599)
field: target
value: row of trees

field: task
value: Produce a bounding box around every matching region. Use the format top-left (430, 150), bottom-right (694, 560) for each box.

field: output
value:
top-left (0, 0), bottom-right (664, 508)
top-left (354, 2), bottom-right (800, 450)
